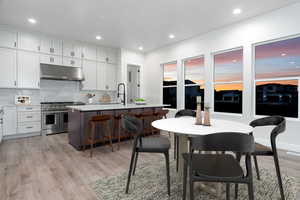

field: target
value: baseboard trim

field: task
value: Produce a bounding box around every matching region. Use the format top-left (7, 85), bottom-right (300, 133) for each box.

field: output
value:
top-left (3, 132), bottom-right (41, 140)
top-left (256, 138), bottom-right (300, 153)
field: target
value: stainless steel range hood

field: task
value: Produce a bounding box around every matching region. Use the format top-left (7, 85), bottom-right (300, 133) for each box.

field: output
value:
top-left (40, 64), bottom-right (85, 81)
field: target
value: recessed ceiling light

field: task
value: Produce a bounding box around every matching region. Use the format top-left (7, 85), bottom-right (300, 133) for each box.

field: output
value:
top-left (138, 46), bottom-right (143, 50)
top-left (281, 53), bottom-right (287, 56)
top-left (28, 18), bottom-right (37, 24)
top-left (96, 35), bottom-right (102, 40)
top-left (233, 8), bottom-right (242, 15)
top-left (169, 34), bottom-right (175, 39)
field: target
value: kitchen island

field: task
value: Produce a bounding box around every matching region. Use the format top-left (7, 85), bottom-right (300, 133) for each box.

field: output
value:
top-left (67, 104), bottom-right (167, 150)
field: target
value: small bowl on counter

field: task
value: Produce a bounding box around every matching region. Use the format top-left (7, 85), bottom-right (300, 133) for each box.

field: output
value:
top-left (135, 98), bottom-right (147, 105)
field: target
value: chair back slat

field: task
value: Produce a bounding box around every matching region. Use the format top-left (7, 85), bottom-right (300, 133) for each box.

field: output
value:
top-left (189, 132), bottom-right (255, 153)
top-left (175, 109), bottom-right (196, 118)
top-left (249, 116), bottom-right (286, 138)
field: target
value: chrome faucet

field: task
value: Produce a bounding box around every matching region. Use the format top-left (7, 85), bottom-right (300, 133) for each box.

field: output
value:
top-left (117, 83), bottom-right (126, 105)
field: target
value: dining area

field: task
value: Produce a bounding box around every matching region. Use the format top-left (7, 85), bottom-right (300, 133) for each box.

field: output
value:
top-left (112, 106), bottom-right (290, 200)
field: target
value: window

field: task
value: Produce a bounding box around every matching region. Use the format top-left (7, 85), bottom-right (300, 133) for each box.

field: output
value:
top-left (184, 56), bottom-right (205, 110)
top-left (163, 62), bottom-right (177, 109)
top-left (255, 36), bottom-right (300, 118)
top-left (214, 48), bottom-right (243, 114)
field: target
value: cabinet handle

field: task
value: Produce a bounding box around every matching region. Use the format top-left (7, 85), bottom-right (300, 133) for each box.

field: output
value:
top-left (82, 53), bottom-right (84, 58)
top-left (38, 46), bottom-right (40, 51)
top-left (26, 108), bottom-right (33, 110)
top-left (14, 81), bottom-right (17, 86)
top-left (106, 85), bottom-right (109, 90)
top-left (71, 51), bottom-right (75, 57)
top-left (26, 116), bottom-right (33, 118)
top-left (26, 126), bottom-right (33, 129)
top-left (50, 47), bottom-right (54, 53)
top-left (106, 57), bottom-right (109, 63)
top-left (50, 57), bottom-right (54, 63)
top-left (70, 60), bottom-right (75, 65)
top-left (14, 42), bottom-right (17, 47)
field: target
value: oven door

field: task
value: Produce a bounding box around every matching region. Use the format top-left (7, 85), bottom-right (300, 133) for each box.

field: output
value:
top-left (42, 112), bottom-right (61, 135)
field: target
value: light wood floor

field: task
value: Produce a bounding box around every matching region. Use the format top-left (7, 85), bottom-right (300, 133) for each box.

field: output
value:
top-left (0, 133), bottom-right (299, 200)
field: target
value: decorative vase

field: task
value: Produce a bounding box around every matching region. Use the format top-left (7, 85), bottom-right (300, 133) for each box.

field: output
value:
top-left (195, 96), bottom-right (202, 125)
top-left (88, 98), bottom-right (93, 104)
top-left (203, 104), bottom-right (211, 126)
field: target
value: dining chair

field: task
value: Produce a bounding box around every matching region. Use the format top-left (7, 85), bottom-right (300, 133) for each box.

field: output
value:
top-left (174, 109), bottom-right (196, 171)
top-left (121, 114), bottom-right (171, 195)
top-left (183, 132), bottom-right (255, 200)
top-left (238, 116), bottom-right (286, 200)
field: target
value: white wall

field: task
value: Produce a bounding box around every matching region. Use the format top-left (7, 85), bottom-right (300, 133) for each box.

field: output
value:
top-left (120, 48), bottom-right (145, 101)
top-left (144, 3), bottom-right (300, 152)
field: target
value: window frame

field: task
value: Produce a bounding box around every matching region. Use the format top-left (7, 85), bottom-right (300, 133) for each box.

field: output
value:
top-left (212, 47), bottom-right (244, 116)
top-left (162, 61), bottom-right (178, 109)
top-left (253, 35), bottom-right (300, 120)
top-left (182, 55), bottom-right (205, 110)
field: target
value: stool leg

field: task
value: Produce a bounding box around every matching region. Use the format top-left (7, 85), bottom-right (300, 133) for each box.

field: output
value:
top-left (106, 122), bottom-right (114, 152)
top-left (118, 119), bottom-right (121, 150)
top-left (90, 123), bottom-right (95, 158)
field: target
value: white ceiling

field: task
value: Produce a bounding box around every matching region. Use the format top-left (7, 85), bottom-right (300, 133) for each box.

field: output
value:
top-left (0, 0), bottom-right (299, 52)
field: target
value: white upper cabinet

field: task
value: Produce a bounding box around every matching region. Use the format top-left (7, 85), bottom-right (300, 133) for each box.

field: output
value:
top-left (97, 46), bottom-right (107, 62)
top-left (82, 60), bottom-right (97, 90)
top-left (18, 32), bottom-right (40, 52)
top-left (40, 35), bottom-right (62, 55)
top-left (106, 63), bottom-right (117, 90)
top-left (63, 40), bottom-right (82, 58)
top-left (96, 62), bottom-right (106, 90)
top-left (40, 54), bottom-right (62, 65)
top-left (82, 44), bottom-right (97, 61)
top-left (107, 47), bottom-right (118, 64)
top-left (0, 48), bottom-right (17, 88)
top-left (62, 57), bottom-right (81, 67)
top-left (0, 29), bottom-right (17, 48)
top-left (17, 51), bottom-right (40, 89)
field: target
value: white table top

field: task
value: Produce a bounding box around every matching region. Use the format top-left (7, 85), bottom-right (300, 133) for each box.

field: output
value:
top-left (152, 117), bottom-right (253, 136)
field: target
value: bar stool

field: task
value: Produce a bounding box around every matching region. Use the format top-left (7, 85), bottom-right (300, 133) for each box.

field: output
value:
top-left (114, 113), bottom-right (124, 150)
top-left (154, 109), bottom-right (169, 135)
top-left (84, 115), bottom-right (114, 157)
top-left (135, 110), bottom-right (155, 136)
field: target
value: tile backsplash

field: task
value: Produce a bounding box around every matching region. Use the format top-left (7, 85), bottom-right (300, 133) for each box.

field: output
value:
top-left (0, 80), bottom-right (117, 105)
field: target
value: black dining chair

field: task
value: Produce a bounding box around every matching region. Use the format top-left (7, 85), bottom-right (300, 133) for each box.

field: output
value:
top-left (174, 109), bottom-right (196, 171)
top-left (121, 114), bottom-right (171, 195)
top-left (236, 116), bottom-right (286, 200)
top-left (183, 132), bottom-right (255, 200)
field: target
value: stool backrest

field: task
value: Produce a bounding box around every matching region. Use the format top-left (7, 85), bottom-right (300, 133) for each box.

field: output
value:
top-left (121, 114), bottom-right (143, 137)
top-left (189, 132), bottom-right (255, 153)
top-left (175, 109), bottom-right (196, 118)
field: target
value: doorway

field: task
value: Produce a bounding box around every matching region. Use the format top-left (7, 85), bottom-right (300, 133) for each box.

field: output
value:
top-left (127, 64), bottom-right (141, 104)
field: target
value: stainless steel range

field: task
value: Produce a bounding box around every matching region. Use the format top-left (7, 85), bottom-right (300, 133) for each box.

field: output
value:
top-left (41, 102), bottom-right (85, 135)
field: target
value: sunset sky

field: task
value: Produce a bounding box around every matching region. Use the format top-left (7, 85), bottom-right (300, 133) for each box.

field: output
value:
top-left (164, 36), bottom-right (300, 89)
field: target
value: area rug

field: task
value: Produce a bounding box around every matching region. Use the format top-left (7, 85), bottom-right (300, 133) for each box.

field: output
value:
top-left (92, 156), bottom-right (298, 200)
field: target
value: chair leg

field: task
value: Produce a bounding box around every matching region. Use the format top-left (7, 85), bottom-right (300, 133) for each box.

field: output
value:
top-left (273, 154), bottom-right (285, 200)
top-left (183, 160), bottom-right (188, 200)
top-left (125, 150), bottom-right (136, 194)
top-left (235, 152), bottom-right (242, 199)
top-left (132, 151), bottom-right (139, 176)
top-left (189, 177), bottom-right (194, 200)
top-left (90, 124), bottom-right (95, 158)
top-left (176, 136), bottom-right (179, 172)
top-left (226, 183), bottom-right (230, 200)
top-left (248, 182), bottom-right (254, 200)
top-left (253, 155), bottom-right (260, 180)
top-left (174, 134), bottom-right (177, 160)
top-left (118, 120), bottom-right (121, 150)
top-left (164, 152), bottom-right (171, 196)
top-left (106, 123), bottom-right (114, 152)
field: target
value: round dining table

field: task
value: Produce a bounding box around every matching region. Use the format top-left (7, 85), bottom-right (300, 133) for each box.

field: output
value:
top-left (152, 116), bottom-right (253, 198)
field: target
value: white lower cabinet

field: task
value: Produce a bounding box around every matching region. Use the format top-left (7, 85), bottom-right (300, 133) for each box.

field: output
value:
top-left (17, 50), bottom-right (40, 89)
top-left (3, 106), bottom-right (17, 136)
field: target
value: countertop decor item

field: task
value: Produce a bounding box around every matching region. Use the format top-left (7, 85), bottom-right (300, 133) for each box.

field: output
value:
top-left (87, 93), bottom-right (95, 104)
top-left (100, 93), bottom-right (111, 103)
top-left (15, 95), bottom-right (31, 105)
top-left (203, 103), bottom-right (211, 126)
top-left (135, 98), bottom-right (147, 105)
top-left (195, 96), bottom-right (202, 125)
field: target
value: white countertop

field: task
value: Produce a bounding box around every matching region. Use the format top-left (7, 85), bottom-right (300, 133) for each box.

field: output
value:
top-left (67, 104), bottom-right (168, 111)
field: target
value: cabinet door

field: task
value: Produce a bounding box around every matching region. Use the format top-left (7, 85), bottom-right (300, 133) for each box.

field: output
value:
top-left (82, 44), bottom-right (97, 61)
top-left (107, 47), bottom-right (118, 64)
top-left (0, 29), bottom-right (17, 48)
top-left (52, 38), bottom-right (62, 55)
top-left (40, 54), bottom-right (62, 65)
top-left (17, 51), bottom-right (40, 89)
top-left (82, 60), bottom-right (97, 90)
top-left (96, 62), bottom-right (106, 90)
top-left (63, 40), bottom-right (82, 58)
top-left (0, 48), bottom-right (17, 88)
top-left (40, 36), bottom-right (62, 55)
top-left (97, 46), bottom-right (107, 62)
top-left (40, 35), bottom-right (52, 54)
top-left (3, 106), bottom-right (17, 136)
top-left (18, 32), bottom-right (40, 52)
top-left (63, 57), bottom-right (81, 67)
top-left (106, 63), bottom-right (117, 90)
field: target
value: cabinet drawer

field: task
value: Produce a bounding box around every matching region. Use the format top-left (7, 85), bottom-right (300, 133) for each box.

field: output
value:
top-left (18, 112), bottom-right (41, 122)
top-left (17, 105), bottom-right (41, 112)
top-left (18, 122), bottom-right (41, 134)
